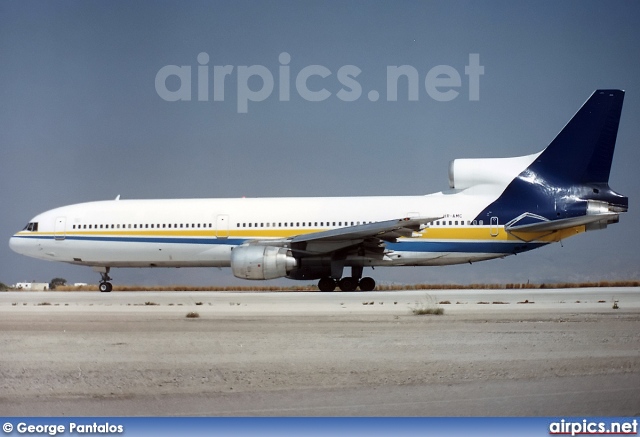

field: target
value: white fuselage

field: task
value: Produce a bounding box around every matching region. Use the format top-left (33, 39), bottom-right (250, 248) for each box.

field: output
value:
top-left (9, 187), bottom-right (539, 270)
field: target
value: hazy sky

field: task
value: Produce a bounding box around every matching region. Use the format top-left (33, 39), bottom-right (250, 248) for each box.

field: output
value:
top-left (2, 1), bottom-right (639, 287)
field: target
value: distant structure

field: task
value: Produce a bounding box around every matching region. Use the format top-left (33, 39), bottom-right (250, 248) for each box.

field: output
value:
top-left (14, 282), bottom-right (49, 291)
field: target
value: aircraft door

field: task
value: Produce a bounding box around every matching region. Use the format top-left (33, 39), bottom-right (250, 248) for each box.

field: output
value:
top-left (216, 214), bottom-right (229, 239)
top-left (54, 217), bottom-right (66, 241)
top-left (490, 216), bottom-right (499, 237)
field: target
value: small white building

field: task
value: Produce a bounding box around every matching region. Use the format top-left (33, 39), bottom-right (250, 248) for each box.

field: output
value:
top-left (14, 282), bottom-right (50, 291)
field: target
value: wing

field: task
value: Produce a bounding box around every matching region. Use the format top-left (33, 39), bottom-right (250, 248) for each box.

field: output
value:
top-left (286, 217), bottom-right (439, 257)
top-left (241, 216), bottom-right (439, 258)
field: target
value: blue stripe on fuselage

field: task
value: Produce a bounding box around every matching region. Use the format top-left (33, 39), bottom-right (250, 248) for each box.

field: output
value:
top-left (13, 234), bottom-right (546, 254)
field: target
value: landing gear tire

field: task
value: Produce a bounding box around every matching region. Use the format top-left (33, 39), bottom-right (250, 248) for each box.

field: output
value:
top-left (99, 282), bottom-right (112, 293)
top-left (358, 277), bottom-right (376, 291)
top-left (338, 277), bottom-right (358, 292)
top-left (318, 277), bottom-right (336, 292)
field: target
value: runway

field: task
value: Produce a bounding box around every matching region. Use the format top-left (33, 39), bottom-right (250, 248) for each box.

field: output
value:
top-left (0, 288), bottom-right (639, 416)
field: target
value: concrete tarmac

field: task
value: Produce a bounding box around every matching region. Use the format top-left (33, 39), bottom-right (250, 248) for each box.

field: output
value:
top-left (0, 288), bottom-right (638, 416)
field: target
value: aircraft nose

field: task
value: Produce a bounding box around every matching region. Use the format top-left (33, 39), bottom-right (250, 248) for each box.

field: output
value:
top-left (9, 235), bottom-right (25, 255)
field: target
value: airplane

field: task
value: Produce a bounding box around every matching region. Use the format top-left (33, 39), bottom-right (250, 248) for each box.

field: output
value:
top-left (9, 89), bottom-right (628, 292)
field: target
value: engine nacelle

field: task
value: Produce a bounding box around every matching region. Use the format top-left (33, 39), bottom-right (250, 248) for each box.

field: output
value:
top-left (230, 245), bottom-right (297, 280)
top-left (448, 153), bottom-right (540, 190)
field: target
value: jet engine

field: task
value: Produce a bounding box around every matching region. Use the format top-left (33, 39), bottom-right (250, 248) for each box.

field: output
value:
top-left (230, 245), bottom-right (297, 280)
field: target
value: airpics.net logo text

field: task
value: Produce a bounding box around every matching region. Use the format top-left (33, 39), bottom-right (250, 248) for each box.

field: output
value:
top-left (155, 52), bottom-right (484, 113)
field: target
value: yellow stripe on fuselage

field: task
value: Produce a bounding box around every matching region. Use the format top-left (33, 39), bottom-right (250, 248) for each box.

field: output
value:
top-left (16, 224), bottom-right (587, 243)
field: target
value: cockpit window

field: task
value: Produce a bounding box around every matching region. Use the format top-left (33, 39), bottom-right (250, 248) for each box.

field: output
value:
top-left (24, 222), bottom-right (39, 232)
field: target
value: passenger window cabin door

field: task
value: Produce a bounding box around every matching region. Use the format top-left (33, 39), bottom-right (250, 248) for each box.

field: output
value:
top-left (216, 214), bottom-right (229, 239)
top-left (54, 217), bottom-right (66, 241)
top-left (490, 216), bottom-right (499, 237)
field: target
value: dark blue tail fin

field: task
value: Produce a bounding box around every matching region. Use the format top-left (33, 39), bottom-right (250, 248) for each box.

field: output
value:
top-left (528, 89), bottom-right (624, 186)
top-left (475, 90), bottom-right (627, 225)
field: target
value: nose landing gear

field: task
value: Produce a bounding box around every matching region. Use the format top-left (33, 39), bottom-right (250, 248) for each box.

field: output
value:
top-left (94, 267), bottom-right (113, 293)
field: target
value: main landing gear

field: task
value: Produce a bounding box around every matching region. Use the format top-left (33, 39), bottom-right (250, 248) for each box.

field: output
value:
top-left (317, 276), bottom-right (376, 292)
top-left (94, 267), bottom-right (113, 293)
top-left (317, 266), bottom-right (376, 292)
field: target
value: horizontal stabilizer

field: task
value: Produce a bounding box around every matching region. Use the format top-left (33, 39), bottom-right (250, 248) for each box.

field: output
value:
top-left (506, 213), bottom-right (619, 233)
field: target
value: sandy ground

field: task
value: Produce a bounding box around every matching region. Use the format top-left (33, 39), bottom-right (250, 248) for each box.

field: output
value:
top-left (0, 288), bottom-right (638, 416)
